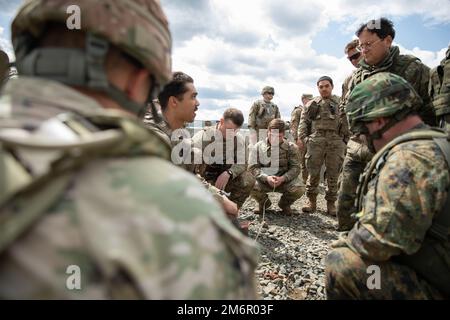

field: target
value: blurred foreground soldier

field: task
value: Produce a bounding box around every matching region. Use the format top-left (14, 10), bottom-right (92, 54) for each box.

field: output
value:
top-left (193, 108), bottom-right (255, 209)
top-left (0, 49), bottom-right (10, 89)
top-left (326, 72), bottom-right (450, 299)
top-left (248, 86), bottom-right (280, 143)
top-left (290, 93), bottom-right (313, 184)
top-left (429, 45), bottom-right (450, 131)
top-left (299, 77), bottom-right (347, 216)
top-left (249, 119), bottom-right (304, 215)
top-left (0, 0), bottom-right (257, 299)
top-left (337, 17), bottom-right (434, 231)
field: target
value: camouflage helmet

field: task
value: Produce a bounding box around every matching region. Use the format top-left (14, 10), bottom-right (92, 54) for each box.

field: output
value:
top-left (346, 72), bottom-right (422, 134)
top-left (261, 86), bottom-right (275, 95)
top-left (11, 0), bottom-right (172, 87)
top-left (301, 93), bottom-right (313, 99)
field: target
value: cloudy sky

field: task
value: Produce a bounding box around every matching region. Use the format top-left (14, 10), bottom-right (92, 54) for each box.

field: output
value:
top-left (1, 0), bottom-right (449, 122)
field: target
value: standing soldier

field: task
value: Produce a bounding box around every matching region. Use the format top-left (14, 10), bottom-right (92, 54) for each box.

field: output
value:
top-left (342, 39), bottom-right (363, 101)
top-left (0, 0), bottom-right (258, 299)
top-left (0, 49), bottom-right (10, 89)
top-left (249, 119), bottom-right (304, 215)
top-left (248, 86), bottom-right (281, 144)
top-left (326, 72), bottom-right (450, 299)
top-left (337, 17), bottom-right (434, 231)
top-left (193, 108), bottom-right (255, 209)
top-left (429, 45), bottom-right (450, 131)
top-left (291, 93), bottom-right (313, 184)
top-left (299, 76), bottom-right (347, 216)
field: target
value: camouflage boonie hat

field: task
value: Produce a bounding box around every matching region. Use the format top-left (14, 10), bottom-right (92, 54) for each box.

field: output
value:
top-left (11, 0), bottom-right (172, 86)
top-left (346, 72), bottom-right (422, 133)
top-left (261, 86), bottom-right (275, 95)
top-left (302, 93), bottom-right (313, 99)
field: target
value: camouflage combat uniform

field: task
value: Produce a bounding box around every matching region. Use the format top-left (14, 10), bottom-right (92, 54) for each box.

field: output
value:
top-left (290, 100), bottom-right (311, 184)
top-left (192, 125), bottom-right (255, 208)
top-left (249, 138), bottom-right (304, 212)
top-left (248, 89), bottom-right (281, 141)
top-left (0, 0), bottom-right (258, 299)
top-left (337, 45), bottom-right (434, 230)
top-left (298, 95), bottom-right (347, 211)
top-left (429, 45), bottom-right (450, 131)
top-left (326, 72), bottom-right (450, 300)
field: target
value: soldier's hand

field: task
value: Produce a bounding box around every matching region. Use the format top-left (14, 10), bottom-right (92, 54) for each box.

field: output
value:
top-left (267, 176), bottom-right (277, 188)
top-left (273, 176), bottom-right (286, 187)
top-left (215, 171), bottom-right (231, 190)
top-left (296, 139), bottom-right (304, 151)
top-left (222, 196), bottom-right (239, 218)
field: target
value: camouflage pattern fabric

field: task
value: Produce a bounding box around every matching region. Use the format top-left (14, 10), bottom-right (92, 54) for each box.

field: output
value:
top-left (290, 106), bottom-right (308, 183)
top-left (326, 135), bottom-right (450, 299)
top-left (249, 138), bottom-right (304, 209)
top-left (337, 45), bottom-right (434, 230)
top-left (298, 96), bottom-right (346, 202)
top-left (429, 45), bottom-right (450, 131)
top-left (248, 100), bottom-right (281, 140)
top-left (0, 77), bottom-right (259, 299)
top-left (192, 126), bottom-right (255, 208)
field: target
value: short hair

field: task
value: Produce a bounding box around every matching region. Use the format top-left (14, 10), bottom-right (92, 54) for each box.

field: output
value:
top-left (345, 39), bottom-right (359, 54)
top-left (317, 76), bottom-right (333, 87)
top-left (223, 108), bottom-right (244, 127)
top-left (158, 71), bottom-right (194, 110)
top-left (268, 119), bottom-right (286, 131)
top-left (356, 17), bottom-right (395, 40)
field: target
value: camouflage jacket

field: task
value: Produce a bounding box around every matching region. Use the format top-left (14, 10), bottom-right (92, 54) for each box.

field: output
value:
top-left (338, 126), bottom-right (450, 264)
top-left (192, 125), bottom-right (247, 181)
top-left (429, 45), bottom-right (450, 126)
top-left (341, 46), bottom-right (435, 126)
top-left (290, 105), bottom-right (303, 141)
top-left (249, 138), bottom-right (300, 184)
top-left (298, 95), bottom-right (349, 141)
top-left (248, 99), bottom-right (281, 130)
top-left (0, 77), bottom-right (258, 299)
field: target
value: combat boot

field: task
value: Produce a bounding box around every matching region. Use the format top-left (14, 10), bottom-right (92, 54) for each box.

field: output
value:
top-left (327, 201), bottom-right (337, 216)
top-left (302, 195), bottom-right (317, 213)
top-left (280, 205), bottom-right (293, 216)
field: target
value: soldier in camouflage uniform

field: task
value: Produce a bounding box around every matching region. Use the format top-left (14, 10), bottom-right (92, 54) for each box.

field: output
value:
top-left (429, 45), bottom-right (450, 131)
top-left (249, 119), bottom-right (305, 215)
top-left (341, 40), bottom-right (363, 103)
top-left (0, 0), bottom-right (258, 299)
top-left (248, 86), bottom-right (281, 143)
top-left (299, 76), bottom-right (347, 216)
top-left (290, 93), bottom-right (313, 184)
top-left (325, 72), bottom-right (450, 300)
top-left (337, 17), bottom-right (435, 231)
top-left (193, 108), bottom-right (255, 208)
top-left (0, 49), bottom-right (10, 89)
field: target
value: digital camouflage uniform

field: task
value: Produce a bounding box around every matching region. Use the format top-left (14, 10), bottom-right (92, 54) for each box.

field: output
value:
top-left (192, 126), bottom-right (255, 208)
top-left (298, 95), bottom-right (347, 213)
top-left (326, 73), bottom-right (450, 300)
top-left (248, 87), bottom-right (281, 141)
top-left (290, 93), bottom-right (313, 184)
top-left (429, 45), bottom-right (450, 132)
top-left (249, 138), bottom-right (304, 212)
top-left (337, 45), bottom-right (434, 230)
top-left (0, 0), bottom-right (258, 299)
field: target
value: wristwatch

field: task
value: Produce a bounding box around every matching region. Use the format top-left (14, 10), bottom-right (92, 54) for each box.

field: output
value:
top-left (226, 169), bottom-right (233, 179)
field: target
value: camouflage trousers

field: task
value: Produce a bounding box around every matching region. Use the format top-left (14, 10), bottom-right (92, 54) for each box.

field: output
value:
top-left (251, 177), bottom-right (305, 209)
top-left (299, 145), bottom-right (308, 184)
top-left (207, 171), bottom-right (256, 208)
top-left (325, 247), bottom-right (443, 299)
top-left (305, 134), bottom-right (345, 202)
top-left (336, 137), bottom-right (373, 230)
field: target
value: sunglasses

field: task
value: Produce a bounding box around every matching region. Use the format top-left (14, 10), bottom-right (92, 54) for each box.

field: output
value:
top-left (266, 92), bottom-right (274, 95)
top-left (348, 52), bottom-right (361, 61)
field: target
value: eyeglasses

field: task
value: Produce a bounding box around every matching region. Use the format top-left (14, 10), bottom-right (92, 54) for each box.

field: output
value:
top-left (348, 52), bottom-right (361, 61)
top-left (357, 38), bottom-right (383, 51)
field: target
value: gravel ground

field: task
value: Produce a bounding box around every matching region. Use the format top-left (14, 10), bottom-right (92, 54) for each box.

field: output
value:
top-left (239, 188), bottom-right (339, 300)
